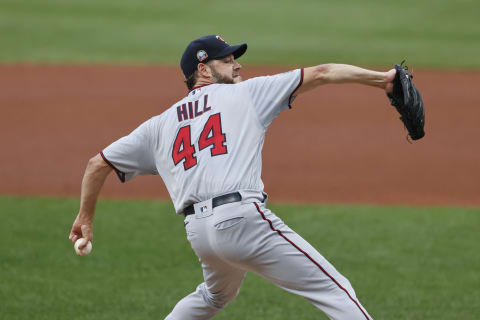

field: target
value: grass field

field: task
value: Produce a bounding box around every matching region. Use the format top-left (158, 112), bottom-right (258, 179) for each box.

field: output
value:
top-left (0, 0), bottom-right (479, 67)
top-left (1, 195), bottom-right (479, 319)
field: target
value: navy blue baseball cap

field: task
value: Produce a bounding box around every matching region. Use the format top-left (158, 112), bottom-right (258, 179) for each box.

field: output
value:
top-left (180, 35), bottom-right (247, 78)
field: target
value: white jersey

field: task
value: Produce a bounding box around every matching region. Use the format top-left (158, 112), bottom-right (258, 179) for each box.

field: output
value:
top-left (101, 68), bottom-right (303, 214)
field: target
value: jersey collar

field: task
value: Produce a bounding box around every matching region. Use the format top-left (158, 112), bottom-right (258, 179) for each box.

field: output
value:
top-left (189, 83), bottom-right (214, 96)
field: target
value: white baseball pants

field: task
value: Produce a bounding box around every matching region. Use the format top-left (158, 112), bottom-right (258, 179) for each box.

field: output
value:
top-left (165, 197), bottom-right (372, 320)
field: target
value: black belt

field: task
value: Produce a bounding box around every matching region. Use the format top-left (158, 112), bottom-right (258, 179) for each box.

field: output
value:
top-left (183, 192), bottom-right (242, 217)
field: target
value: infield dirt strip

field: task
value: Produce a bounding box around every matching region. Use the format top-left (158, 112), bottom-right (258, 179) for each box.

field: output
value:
top-left (0, 65), bottom-right (479, 207)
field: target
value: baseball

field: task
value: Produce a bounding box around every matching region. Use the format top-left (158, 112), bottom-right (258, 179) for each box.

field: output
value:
top-left (74, 238), bottom-right (92, 256)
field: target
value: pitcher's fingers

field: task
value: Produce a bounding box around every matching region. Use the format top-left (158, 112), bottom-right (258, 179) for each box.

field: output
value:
top-left (76, 238), bottom-right (88, 249)
top-left (81, 224), bottom-right (92, 239)
top-left (80, 225), bottom-right (93, 245)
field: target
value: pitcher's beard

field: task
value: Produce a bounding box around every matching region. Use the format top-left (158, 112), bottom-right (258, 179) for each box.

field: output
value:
top-left (211, 67), bottom-right (239, 84)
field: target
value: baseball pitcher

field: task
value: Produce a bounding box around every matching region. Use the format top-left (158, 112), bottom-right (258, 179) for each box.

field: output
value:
top-left (69, 34), bottom-right (424, 319)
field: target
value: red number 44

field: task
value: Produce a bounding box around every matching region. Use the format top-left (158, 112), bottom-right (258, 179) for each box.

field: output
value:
top-left (172, 113), bottom-right (227, 170)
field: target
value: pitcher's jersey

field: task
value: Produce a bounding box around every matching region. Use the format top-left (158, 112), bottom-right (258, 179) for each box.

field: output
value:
top-left (101, 68), bottom-right (303, 214)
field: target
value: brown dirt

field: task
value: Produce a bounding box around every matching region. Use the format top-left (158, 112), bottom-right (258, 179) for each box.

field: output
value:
top-left (1, 64), bottom-right (479, 207)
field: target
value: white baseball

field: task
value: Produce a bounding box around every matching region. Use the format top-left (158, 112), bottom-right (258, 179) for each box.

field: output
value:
top-left (74, 238), bottom-right (92, 256)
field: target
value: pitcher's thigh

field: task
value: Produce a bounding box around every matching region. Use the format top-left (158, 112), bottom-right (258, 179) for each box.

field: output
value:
top-left (249, 204), bottom-right (372, 320)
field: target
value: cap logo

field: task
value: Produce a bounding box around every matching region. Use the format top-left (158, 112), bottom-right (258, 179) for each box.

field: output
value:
top-left (216, 35), bottom-right (227, 44)
top-left (196, 50), bottom-right (208, 62)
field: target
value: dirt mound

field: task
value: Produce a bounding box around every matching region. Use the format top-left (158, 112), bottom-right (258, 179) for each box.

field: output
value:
top-left (1, 64), bottom-right (478, 207)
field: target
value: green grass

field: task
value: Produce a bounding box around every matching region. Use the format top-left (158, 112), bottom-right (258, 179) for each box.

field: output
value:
top-left (1, 195), bottom-right (479, 319)
top-left (0, 0), bottom-right (479, 68)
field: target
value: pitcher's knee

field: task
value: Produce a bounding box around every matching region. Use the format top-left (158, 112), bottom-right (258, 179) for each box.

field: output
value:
top-left (199, 283), bottom-right (240, 309)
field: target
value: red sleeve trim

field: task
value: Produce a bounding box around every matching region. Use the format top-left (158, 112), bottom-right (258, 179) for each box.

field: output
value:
top-left (288, 68), bottom-right (304, 109)
top-left (100, 151), bottom-right (126, 183)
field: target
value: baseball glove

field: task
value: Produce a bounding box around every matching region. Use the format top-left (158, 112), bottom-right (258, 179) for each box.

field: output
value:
top-left (387, 62), bottom-right (425, 141)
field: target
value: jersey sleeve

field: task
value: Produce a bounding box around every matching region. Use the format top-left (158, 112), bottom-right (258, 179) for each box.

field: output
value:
top-left (101, 119), bottom-right (158, 183)
top-left (244, 68), bottom-right (304, 128)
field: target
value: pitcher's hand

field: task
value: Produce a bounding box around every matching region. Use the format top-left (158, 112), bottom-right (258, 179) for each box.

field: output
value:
top-left (69, 214), bottom-right (93, 249)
